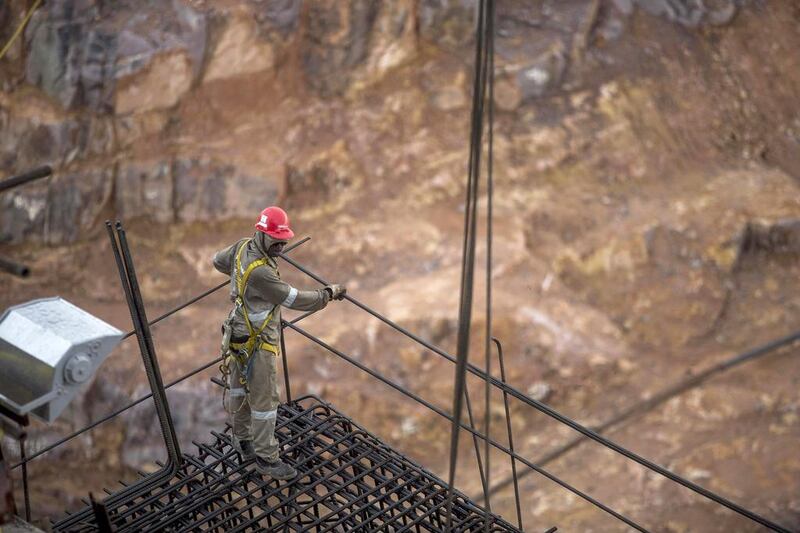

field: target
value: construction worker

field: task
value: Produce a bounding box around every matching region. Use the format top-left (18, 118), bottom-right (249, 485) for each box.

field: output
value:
top-left (213, 206), bottom-right (345, 480)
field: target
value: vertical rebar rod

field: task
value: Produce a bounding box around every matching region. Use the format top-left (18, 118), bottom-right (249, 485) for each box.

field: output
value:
top-left (90, 493), bottom-right (114, 533)
top-left (483, 3), bottom-right (496, 531)
top-left (463, 387), bottom-right (491, 512)
top-left (446, 1), bottom-right (492, 528)
top-left (19, 436), bottom-right (29, 522)
top-left (106, 221), bottom-right (181, 465)
top-left (116, 222), bottom-right (182, 463)
top-left (493, 338), bottom-right (523, 530)
top-left (280, 325), bottom-right (292, 404)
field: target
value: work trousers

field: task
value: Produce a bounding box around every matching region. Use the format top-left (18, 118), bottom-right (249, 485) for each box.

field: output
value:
top-left (226, 349), bottom-right (280, 462)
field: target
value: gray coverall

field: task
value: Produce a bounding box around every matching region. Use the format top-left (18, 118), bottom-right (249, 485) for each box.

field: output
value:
top-left (213, 233), bottom-right (329, 461)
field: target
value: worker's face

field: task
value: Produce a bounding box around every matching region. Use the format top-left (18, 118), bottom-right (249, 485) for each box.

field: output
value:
top-left (267, 241), bottom-right (286, 257)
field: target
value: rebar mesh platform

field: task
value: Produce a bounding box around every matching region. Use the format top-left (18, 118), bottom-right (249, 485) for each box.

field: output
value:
top-left (53, 395), bottom-right (521, 532)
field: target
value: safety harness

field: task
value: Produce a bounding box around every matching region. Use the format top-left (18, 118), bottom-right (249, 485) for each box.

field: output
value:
top-left (231, 239), bottom-right (279, 356)
top-left (220, 239), bottom-right (280, 397)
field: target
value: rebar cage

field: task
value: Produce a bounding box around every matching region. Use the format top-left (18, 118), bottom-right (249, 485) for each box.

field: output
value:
top-left (53, 395), bottom-right (520, 532)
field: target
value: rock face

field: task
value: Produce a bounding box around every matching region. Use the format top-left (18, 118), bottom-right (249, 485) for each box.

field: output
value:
top-left (632, 0), bottom-right (741, 27)
top-left (0, 167), bottom-right (113, 243)
top-left (114, 158), bottom-right (279, 225)
top-left (284, 140), bottom-right (359, 209)
top-left (172, 157), bottom-right (277, 222)
top-left (24, 0), bottom-right (115, 111)
top-left (5, 0), bottom-right (758, 245)
top-left (3, 2), bottom-right (800, 530)
top-left (44, 168), bottom-right (114, 243)
top-left (122, 381), bottom-right (225, 469)
top-left (301, 1), bottom-right (386, 97)
top-left (25, 0), bottom-right (207, 113)
top-left (418, 0), bottom-right (477, 47)
top-left (203, 11), bottom-right (275, 83)
top-left (116, 161), bottom-right (175, 224)
top-left (115, 51), bottom-right (194, 115)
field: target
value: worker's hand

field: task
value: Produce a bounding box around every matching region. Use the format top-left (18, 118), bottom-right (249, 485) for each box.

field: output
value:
top-left (325, 284), bottom-right (347, 301)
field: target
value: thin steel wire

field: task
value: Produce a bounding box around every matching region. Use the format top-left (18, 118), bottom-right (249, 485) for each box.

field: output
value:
top-left (115, 222), bottom-right (181, 463)
top-left (0, 0), bottom-right (43, 61)
top-left (465, 387), bottom-right (491, 507)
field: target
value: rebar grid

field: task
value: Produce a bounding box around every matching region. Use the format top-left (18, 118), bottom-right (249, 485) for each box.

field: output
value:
top-left (52, 396), bottom-right (521, 533)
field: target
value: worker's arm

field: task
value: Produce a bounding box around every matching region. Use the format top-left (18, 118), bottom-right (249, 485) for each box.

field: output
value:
top-left (250, 268), bottom-right (330, 311)
top-left (212, 239), bottom-right (246, 275)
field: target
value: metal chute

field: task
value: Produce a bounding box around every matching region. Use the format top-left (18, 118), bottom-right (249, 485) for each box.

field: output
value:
top-left (0, 297), bottom-right (123, 423)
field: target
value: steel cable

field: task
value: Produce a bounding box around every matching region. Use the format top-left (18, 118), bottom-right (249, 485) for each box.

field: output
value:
top-left (481, 331), bottom-right (800, 501)
top-left (277, 252), bottom-right (793, 532)
top-left (285, 321), bottom-right (649, 532)
top-left (9, 357), bottom-right (222, 470)
top-left (119, 236), bottom-right (311, 340)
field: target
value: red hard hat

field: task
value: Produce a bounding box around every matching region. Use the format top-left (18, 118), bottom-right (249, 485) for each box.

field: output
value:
top-left (255, 206), bottom-right (295, 240)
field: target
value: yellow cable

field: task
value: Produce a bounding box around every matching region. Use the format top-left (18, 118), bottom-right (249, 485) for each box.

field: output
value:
top-left (0, 0), bottom-right (43, 61)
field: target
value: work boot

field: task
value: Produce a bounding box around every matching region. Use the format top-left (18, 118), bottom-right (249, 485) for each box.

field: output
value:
top-left (256, 457), bottom-right (297, 480)
top-left (234, 439), bottom-right (256, 462)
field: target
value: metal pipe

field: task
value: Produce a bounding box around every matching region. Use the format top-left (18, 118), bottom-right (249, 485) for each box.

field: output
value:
top-left (484, 6), bottom-right (497, 532)
top-left (0, 166), bottom-right (51, 194)
top-left (106, 222), bottom-right (177, 464)
top-left (0, 256), bottom-right (29, 278)
top-left (0, 405), bottom-right (28, 429)
top-left (447, 1), bottom-right (493, 528)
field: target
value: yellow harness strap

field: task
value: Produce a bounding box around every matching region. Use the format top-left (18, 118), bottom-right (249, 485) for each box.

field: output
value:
top-left (229, 239), bottom-right (279, 359)
top-left (229, 340), bottom-right (279, 356)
